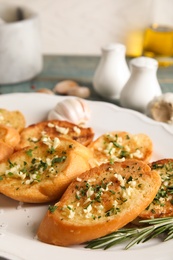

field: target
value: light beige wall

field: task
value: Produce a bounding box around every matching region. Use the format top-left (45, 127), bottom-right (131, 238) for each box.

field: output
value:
top-left (0, 0), bottom-right (173, 55)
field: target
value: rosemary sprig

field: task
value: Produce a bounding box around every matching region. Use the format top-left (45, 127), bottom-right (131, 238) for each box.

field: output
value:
top-left (85, 217), bottom-right (173, 250)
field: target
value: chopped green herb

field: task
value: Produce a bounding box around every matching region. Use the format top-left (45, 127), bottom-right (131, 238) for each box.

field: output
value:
top-left (48, 205), bottom-right (58, 213)
top-left (127, 176), bottom-right (133, 183)
top-left (8, 160), bottom-right (15, 168)
top-left (105, 207), bottom-right (120, 217)
top-left (8, 172), bottom-right (14, 176)
top-left (26, 149), bottom-right (33, 157)
top-left (120, 150), bottom-right (129, 158)
top-left (112, 141), bottom-right (123, 149)
top-left (51, 156), bottom-right (67, 165)
top-left (168, 186), bottom-right (173, 194)
top-left (47, 146), bottom-right (55, 154)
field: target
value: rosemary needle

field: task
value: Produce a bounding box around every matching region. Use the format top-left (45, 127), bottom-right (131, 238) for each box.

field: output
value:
top-left (85, 217), bottom-right (173, 250)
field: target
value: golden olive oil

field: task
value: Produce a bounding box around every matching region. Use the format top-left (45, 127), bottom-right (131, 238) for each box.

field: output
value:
top-left (125, 30), bottom-right (144, 57)
top-left (143, 24), bottom-right (173, 67)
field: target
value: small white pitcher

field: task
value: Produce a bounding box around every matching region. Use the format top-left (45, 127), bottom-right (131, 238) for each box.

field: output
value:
top-left (120, 56), bottom-right (162, 113)
top-left (93, 43), bottom-right (130, 100)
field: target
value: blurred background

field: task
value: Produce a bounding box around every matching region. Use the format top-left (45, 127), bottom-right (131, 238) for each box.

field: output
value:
top-left (1, 0), bottom-right (173, 56)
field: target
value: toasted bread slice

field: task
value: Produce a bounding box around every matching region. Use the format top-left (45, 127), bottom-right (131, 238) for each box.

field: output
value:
top-left (139, 159), bottom-right (173, 219)
top-left (0, 141), bottom-right (14, 161)
top-left (0, 137), bottom-right (93, 203)
top-left (0, 108), bottom-right (26, 132)
top-left (88, 131), bottom-right (153, 165)
top-left (37, 159), bottom-right (161, 246)
top-left (0, 124), bottom-right (20, 148)
top-left (15, 120), bottom-right (94, 151)
top-left (0, 124), bottom-right (20, 161)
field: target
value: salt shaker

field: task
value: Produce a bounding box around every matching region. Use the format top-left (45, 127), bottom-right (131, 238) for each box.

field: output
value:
top-left (120, 56), bottom-right (162, 113)
top-left (93, 43), bottom-right (130, 100)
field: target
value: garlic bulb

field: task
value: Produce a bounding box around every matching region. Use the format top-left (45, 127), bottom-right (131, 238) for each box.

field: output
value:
top-left (48, 98), bottom-right (90, 125)
top-left (147, 92), bottom-right (173, 124)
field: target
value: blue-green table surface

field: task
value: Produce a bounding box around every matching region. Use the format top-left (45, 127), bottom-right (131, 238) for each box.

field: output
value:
top-left (0, 55), bottom-right (173, 105)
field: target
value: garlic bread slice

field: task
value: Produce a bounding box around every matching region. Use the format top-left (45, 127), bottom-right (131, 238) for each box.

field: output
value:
top-left (37, 159), bottom-right (161, 246)
top-left (0, 108), bottom-right (26, 132)
top-left (15, 119), bottom-right (94, 151)
top-left (0, 137), bottom-right (93, 203)
top-left (0, 124), bottom-right (20, 148)
top-left (89, 131), bottom-right (153, 165)
top-left (140, 159), bottom-right (173, 219)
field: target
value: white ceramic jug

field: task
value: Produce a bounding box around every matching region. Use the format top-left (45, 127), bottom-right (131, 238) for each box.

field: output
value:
top-left (93, 43), bottom-right (130, 100)
top-left (0, 4), bottom-right (43, 84)
top-left (120, 56), bottom-right (162, 113)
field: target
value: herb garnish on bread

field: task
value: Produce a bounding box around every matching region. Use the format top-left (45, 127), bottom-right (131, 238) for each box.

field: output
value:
top-left (88, 131), bottom-right (153, 165)
top-left (0, 137), bottom-right (93, 203)
top-left (37, 159), bottom-right (161, 246)
top-left (15, 119), bottom-right (94, 151)
top-left (139, 159), bottom-right (173, 219)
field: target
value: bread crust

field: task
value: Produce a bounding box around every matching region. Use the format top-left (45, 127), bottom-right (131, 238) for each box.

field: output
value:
top-left (0, 124), bottom-right (20, 161)
top-left (139, 158), bottom-right (173, 219)
top-left (0, 137), bottom-right (93, 203)
top-left (0, 108), bottom-right (25, 132)
top-left (88, 131), bottom-right (153, 165)
top-left (0, 141), bottom-right (14, 161)
top-left (37, 159), bottom-right (161, 246)
top-left (0, 124), bottom-right (20, 148)
top-left (15, 120), bottom-right (94, 151)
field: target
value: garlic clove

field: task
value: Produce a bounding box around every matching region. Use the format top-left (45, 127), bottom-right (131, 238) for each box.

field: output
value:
top-left (53, 80), bottom-right (79, 94)
top-left (66, 86), bottom-right (90, 98)
top-left (48, 98), bottom-right (90, 125)
top-left (36, 88), bottom-right (55, 95)
top-left (147, 92), bottom-right (173, 124)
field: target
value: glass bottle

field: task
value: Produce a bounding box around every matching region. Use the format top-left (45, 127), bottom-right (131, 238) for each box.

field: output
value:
top-left (142, 0), bottom-right (173, 67)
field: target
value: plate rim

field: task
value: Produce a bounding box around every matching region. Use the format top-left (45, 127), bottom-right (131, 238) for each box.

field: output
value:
top-left (0, 92), bottom-right (172, 260)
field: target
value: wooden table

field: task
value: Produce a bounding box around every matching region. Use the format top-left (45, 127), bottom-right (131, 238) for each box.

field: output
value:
top-left (0, 55), bottom-right (173, 105)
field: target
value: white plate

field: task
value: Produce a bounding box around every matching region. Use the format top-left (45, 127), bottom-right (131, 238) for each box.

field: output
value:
top-left (0, 93), bottom-right (173, 260)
